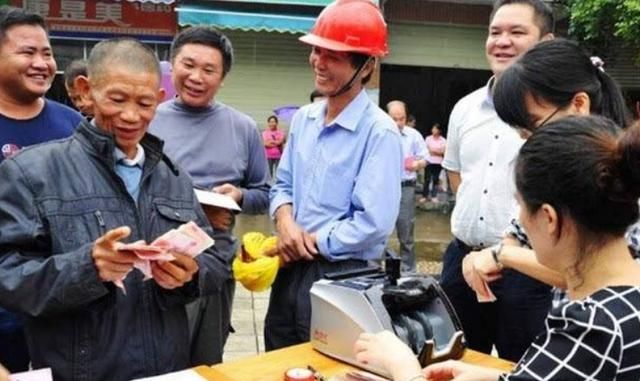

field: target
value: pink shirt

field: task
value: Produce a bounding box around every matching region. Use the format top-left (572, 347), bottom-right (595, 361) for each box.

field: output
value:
top-left (263, 129), bottom-right (285, 159)
top-left (425, 135), bottom-right (446, 164)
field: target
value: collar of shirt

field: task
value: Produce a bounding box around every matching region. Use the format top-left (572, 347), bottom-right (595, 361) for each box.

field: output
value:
top-left (482, 76), bottom-right (497, 109)
top-left (114, 144), bottom-right (145, 167)
top-left (308, 89), bottom-right (370, 131)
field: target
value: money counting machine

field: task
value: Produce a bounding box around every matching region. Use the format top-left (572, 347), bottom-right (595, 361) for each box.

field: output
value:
top-left (310, 253), bottom-right (465, 377)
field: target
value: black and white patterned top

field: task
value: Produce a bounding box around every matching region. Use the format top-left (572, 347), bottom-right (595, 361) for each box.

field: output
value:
top-left (500, 286), bottom-right (640, 380)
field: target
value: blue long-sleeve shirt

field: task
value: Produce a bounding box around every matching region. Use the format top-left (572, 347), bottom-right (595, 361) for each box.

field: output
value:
top-left (270, 90), bottom-right (403, 261)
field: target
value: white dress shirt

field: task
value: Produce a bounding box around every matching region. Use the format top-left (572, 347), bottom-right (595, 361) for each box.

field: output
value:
top-left (442, 79), bottom-right (524, 247)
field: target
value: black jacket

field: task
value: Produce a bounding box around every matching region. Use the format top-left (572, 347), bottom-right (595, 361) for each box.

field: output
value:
top-left (0, 120), bottom-right (233, 381)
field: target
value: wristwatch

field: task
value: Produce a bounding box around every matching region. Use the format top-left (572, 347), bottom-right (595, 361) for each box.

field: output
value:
top-left (490, 242), bottom-right (504, 270)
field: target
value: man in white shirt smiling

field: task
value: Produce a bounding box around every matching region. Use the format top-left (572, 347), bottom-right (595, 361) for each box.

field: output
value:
top-left (441, 0), bottom-right (555, 362)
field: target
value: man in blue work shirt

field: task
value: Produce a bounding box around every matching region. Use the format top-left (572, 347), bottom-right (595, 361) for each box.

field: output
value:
top-left (266, 0), bottom-right (403, 350)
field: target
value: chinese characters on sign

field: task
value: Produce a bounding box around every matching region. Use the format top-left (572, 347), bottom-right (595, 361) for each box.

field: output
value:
top-left (13, 0), bottom-right (176, 41)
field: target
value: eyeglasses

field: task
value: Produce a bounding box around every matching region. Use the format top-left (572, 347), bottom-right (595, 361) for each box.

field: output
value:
top-left (535, 105), bottom-right (563, 129)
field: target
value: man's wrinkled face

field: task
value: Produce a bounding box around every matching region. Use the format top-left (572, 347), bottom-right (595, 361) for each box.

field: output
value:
top-left (0, 24), bottom-right (56, 103)
top-left (309, 46), bottom-right (363, 97)
top-left (88, 65), bottom-right (164, 158)
top-left (388, 103), bottom-right (407, 130)
top-left (171, 43), bottom-right (225, 108)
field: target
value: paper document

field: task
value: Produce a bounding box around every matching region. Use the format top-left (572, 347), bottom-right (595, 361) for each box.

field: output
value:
top-left (132, 369), bottom-right (206, 381)
top-left (10, 368), bottom-right (53, 381)
top-left (194, 189), bottom-right (241, 211)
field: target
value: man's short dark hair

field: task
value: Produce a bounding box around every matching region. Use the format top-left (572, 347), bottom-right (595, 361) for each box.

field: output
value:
top-left (170, 26), bottom-right (234, 77)
top-left (88, 38), bottom-right (161, 83)
top-left (64, 59), bottom-right (88, 88)
top-left (0, 6), bottom-right (47, 46)
top-left (490, 0), bottom-right (554, 36)
top-left (349, 53), bottom-right (373, 85)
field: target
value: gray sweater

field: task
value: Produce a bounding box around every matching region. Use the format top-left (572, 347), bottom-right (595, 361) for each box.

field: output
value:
top-left (149, 99), bottom-right (270, 214)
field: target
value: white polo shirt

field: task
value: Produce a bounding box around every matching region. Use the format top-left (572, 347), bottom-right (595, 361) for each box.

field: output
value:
top-left (442, 79), bottom-right (524, 247)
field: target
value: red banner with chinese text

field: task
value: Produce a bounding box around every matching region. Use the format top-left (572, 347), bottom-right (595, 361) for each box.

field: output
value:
top-left (9, 0), bottom-right (177, 41)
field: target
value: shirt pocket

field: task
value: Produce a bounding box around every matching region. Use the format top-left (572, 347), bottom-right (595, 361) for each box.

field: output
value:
top-left (150, 198), bottom-right (199, 235)
top-left (316, 163), bottom-right (355, 214)
top-left (39, 197), bottom-right (125, 254)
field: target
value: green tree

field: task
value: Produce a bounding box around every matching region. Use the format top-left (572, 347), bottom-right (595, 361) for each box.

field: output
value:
top-left (560, 0), bottom-right (640, 63)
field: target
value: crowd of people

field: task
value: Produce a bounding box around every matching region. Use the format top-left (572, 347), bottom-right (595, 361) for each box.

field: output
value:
top-left (0, 0), bottom-right (639, 380)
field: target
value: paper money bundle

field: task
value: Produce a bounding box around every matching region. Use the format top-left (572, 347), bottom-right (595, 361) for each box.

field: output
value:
top-left (115, 221), bottom-right (214, 293)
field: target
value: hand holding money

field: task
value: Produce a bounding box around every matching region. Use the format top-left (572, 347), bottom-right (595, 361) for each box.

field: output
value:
top-left (151, 253), bottom-right (199, 290)
top-left (114, 221), bottom-right (214, 293)
top-left (92, 226), bottom-right (137, 283)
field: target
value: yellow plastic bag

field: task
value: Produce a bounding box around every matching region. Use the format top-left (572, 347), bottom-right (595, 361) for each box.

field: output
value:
top-left (233, 232), bottom-right (280, 292)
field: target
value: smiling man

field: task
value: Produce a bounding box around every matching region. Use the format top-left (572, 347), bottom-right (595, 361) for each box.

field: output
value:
top-left (0, 38), bottom-right (232, 381)
top-left (0, 7), bottom-right (81, 163)
top-left (440, 0), bottom-right (555, 361)
top-left (266, 0), bottom-right (402, 350)
top-left (149, 26), bottom-right (270, 366)
top-left (0, 6), bottom-right (81, 373)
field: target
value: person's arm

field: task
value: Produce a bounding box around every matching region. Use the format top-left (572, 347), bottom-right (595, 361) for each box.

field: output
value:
top-left (354, 331), bottom-right (502, 381)
top-left (274, 204), bottom-right (316, 263)
top-left (463, 245), bottom-right (566, 292)
top-left (269, 123), bottom-right (317, 263)
top-left (315, 128), bottom-right (402, 258)
top-left (269, 120), bottom-right (295, 219)
top-left (423, 361), bottom-right (502, 381)
top-left (0, 159), bottom-right (111, 318)
top-left (354, 331), bottom-right (423, 381)
top-left (411, 131), bottom-right (428, 171)
top-left (434, 138), bottom-right (446, 155)
top-left (463, 217), bottom-right (566, 290)
top-left (442, 104), bottom-right (463, 193)
top-left (448, 171), bottom-right (461, 194)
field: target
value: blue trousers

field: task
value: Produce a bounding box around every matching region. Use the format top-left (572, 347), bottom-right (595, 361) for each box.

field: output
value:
top-left (440, 238), bottom-right (552, 362)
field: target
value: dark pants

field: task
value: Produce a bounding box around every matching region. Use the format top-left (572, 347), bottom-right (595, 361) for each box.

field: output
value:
top-left (396, 185), bottom-right (416, 271)
top-left (186, 279), bottom-right (235, 365)
top-left (0, 309), bottom-right (29, 372)
top-left (440, 238), bottom-right (551, 362)
top-left (423, 164), bottom-right (443, 198)
top-left (264, 258), bottom-right (367, 351)
top-left (268, 159), bottom-right (279, 179)
top-left (186, 233), bottom-right (239, 366)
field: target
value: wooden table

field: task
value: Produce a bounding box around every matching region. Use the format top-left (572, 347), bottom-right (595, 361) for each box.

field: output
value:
top-left (193, 343), bottom-right (515, 381)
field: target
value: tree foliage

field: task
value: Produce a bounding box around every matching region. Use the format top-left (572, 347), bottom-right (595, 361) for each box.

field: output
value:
top-left (560, 0), bottom-right (640, 63)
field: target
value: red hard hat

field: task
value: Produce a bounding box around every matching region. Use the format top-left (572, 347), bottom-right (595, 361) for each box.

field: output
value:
top-left (299, 0), bottom-right (388, 57)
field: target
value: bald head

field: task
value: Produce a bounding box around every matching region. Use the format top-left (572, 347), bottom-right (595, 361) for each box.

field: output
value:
top-left (88, 38), bottom-right (160, 83)
top-left (386, 100), bottom-right (408, 130)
